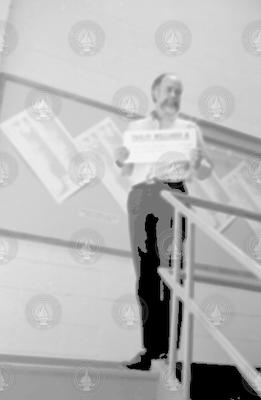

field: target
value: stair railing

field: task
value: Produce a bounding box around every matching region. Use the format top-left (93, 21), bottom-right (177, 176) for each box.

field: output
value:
top-left (159, 190), bottom-right (261, 400)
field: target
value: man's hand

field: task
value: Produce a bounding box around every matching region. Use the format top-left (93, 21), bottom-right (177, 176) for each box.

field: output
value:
top-left (114, 145), bottom-right (134, 176)
top-left (114, 146), bottom-right (130, 165)
top-left (190, 148), bottom-right (203, 169)
top-left (193, 158), bottom-right (213, 180)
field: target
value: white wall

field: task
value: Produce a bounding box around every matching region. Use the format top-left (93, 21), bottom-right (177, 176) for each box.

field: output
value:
top-left (1, 238), bottom-right (261, 365)
top-left (2, 0), bottom-right (261, 137)
top-left (0, 0), bottom-right (13, 66)
top-left (1, 0), bottom-right (261, 365)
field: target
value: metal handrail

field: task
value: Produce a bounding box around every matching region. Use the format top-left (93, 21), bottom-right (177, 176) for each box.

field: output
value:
top-left (170, 191), bottom-right (261, 222)
top-left (159, 190), bottom-right (261, 399)
top-left (1, 190), bottom-right (261, 252)
top-left (1, 72), bottom-right (261, 158)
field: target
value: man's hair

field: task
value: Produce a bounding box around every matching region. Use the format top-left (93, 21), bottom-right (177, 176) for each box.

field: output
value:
top-left (151, 73), bottom-right (182, 102)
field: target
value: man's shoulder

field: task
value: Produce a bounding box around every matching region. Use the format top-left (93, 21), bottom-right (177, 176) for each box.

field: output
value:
top-left (175, 117), bottom-right (199, 129)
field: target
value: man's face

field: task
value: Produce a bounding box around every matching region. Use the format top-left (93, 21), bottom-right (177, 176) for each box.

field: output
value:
top-left (154, 75), bottom-right (183, 119)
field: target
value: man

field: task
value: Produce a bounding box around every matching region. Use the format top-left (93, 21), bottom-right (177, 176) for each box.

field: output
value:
top-left (115, 73), bottom-right (213, 370)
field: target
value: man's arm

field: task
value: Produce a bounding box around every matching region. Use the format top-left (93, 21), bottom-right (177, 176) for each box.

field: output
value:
top-left (114, 146), bottom-right (135, 176)
top-left (114, 123), bottom-right (135, 177)
top-left (192, 124), bottom-right (214, 180)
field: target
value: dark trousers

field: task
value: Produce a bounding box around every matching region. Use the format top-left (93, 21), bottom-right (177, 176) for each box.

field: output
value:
top-left (127, 179), bottom-right (187, 358)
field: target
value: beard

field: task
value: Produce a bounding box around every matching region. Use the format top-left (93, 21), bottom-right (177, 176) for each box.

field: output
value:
top-left (161, 99), bottom-right (180, 113)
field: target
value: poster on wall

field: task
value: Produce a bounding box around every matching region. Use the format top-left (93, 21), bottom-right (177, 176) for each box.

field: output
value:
top-left (0, 110), bottom-right (97, 203)
top-left (187, 144), bottom-right (261, 233)
top-left (75, 117), bottom-right (132, 211)
top-left (222, 161), bottom-right (261, 232)
top-left (187, 171), bottom-right (236, 232)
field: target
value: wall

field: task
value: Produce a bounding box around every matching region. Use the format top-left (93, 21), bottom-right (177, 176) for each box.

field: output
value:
top-left (1, 238), bottom-right (261, 366)
top-left (0, 0), bottom-right (260, 365)
top-left (2, 0), bottom-right (261, 137)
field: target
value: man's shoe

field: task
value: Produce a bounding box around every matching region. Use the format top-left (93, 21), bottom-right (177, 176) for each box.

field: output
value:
top-left (151, 353), bottom-right (169, 371)
top-left (158, 353), bottom-right (168, 362)
top-left (122, 351), bottom-right (151, 371)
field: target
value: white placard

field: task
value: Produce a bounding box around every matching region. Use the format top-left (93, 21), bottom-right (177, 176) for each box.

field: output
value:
top-left (124, 128), bottom-right (197, 163)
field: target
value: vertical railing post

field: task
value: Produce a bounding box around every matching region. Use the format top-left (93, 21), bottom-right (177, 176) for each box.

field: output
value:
top-left (167, 209), bottom-right (182, 384)
top-left (182, 222), bottom-right (196, 400)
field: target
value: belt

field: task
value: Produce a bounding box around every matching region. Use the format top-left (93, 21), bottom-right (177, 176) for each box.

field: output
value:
top-left (132, 178), bottom-right (184, 189)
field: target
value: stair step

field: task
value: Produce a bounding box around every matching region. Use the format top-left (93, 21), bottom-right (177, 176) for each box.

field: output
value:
top-left (0, 359), bottom-right (161, 400)
top-left (0, 355), bottom-right (257, 399)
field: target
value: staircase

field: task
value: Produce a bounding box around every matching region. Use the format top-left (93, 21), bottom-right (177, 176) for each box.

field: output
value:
top-left (0, 355), bottom-right (184, 400)
top-left (0, 354), bottom-right (257, 400)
